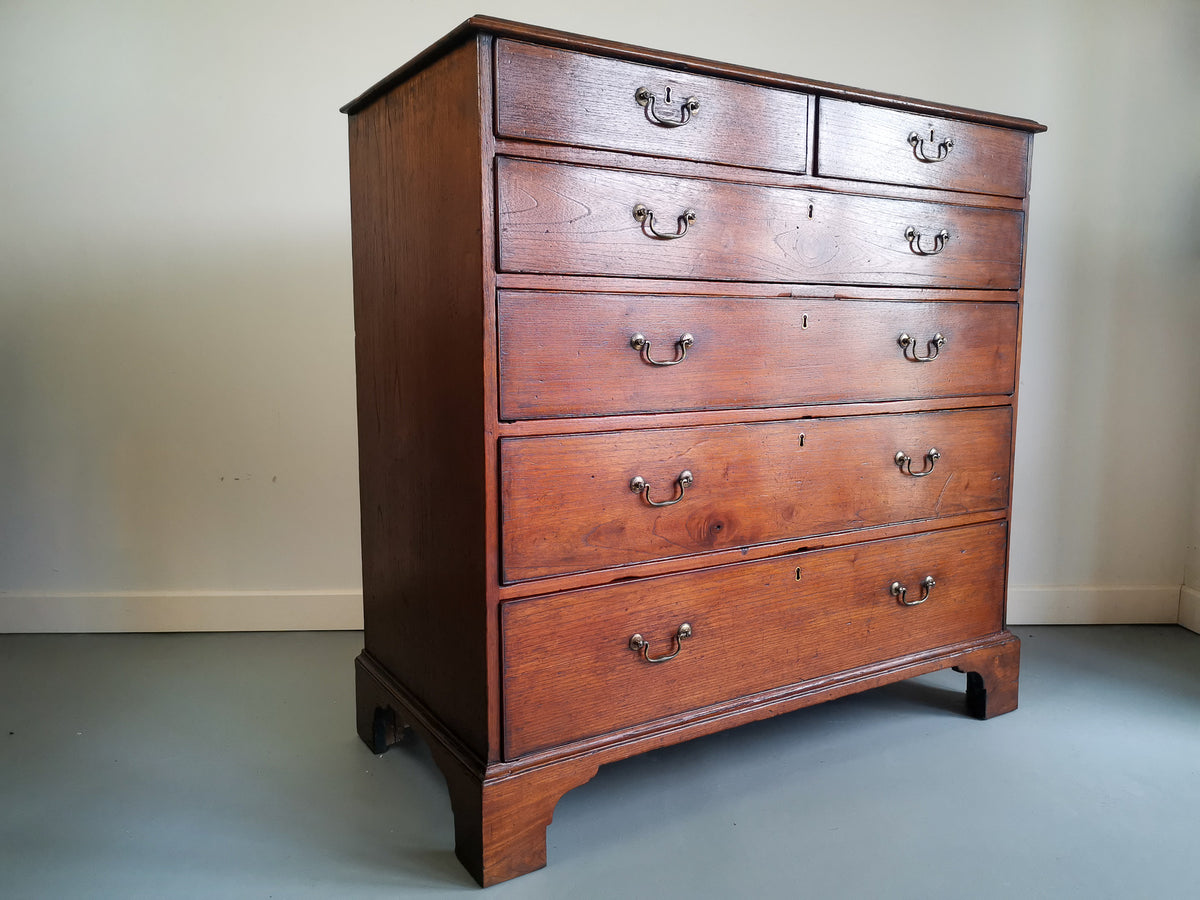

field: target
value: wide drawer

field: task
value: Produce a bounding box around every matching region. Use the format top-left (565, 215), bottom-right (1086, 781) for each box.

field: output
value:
top-left (495, 40), bottom-right (809, 172)
top-left (816, 99), bottom-right (1030, 197)
top-left (498, 292), bottom-right (1018, 419)
top-left (502, 521), bottom-right (1008, 758)
top-left (497, 158), bottom-right (1023, 288)
top-left (500, 406), bottom-right (1011, 582)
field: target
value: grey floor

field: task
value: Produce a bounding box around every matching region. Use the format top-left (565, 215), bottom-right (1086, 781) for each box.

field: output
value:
top-left (1, 626), bottom-right (1197, 899)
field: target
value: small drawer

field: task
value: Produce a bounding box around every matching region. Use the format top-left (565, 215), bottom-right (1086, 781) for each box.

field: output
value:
top-left (816, 99), bottom-right (1031, 197)
top-left (495, 40), bottom-right (809, 172)
top-left (498, 292), bottom-right (1018, 419)
top-left (497, 158), bottom-right (1024, 289)
top-left (502, 521), bottom-right (1008, 758)
top-left (500, 407), bottom-right (1011, 582)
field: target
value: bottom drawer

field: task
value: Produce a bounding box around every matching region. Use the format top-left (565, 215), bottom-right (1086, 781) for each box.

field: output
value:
top-left (501, 521), bottom-right (1007, 759)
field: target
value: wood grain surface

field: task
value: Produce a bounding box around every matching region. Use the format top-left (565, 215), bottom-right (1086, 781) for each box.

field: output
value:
top-left (345, 16), bottom-right (1046, 136)
top-left (498, 292), bottom-right (1017, 419)
top-left (502, 521), bottom-right (1007, 758)
top-left (817, 98), bottom-right (1031, 197)
top-left (495, 39), bottom-right (809, 172)
top-left (497, 158), bottom-right (1024, 287)
top-left (500, 406), bottom-right (1011, 581)
top-left (348, 40), bottom-right (491, 757)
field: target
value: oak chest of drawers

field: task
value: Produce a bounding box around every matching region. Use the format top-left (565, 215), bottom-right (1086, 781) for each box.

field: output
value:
top-left (343, 16), bottom-right (1044, 886)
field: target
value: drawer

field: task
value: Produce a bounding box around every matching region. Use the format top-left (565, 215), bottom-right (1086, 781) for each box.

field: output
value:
top-left (816, 99), bottom-right (1030, 197)
top-left (495, 40), bottom-right (809, 172)
top-left (498, 292), bottom-right (1017, 419)
top-left (497, 158), bottom-right (1023, 288)
top-left (500, 407), bottom-right (1011, 582)
top-left (502, 521), bottom-right (1008, 758)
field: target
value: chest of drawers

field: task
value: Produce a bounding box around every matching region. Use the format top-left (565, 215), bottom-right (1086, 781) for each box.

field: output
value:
top-left (344, 16), bottom-right (1043, 886)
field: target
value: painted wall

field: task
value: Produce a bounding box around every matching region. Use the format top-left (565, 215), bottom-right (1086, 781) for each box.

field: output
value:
top-left (1, 0), bottom-right (1198, 630)
top-left (1182, 461), bottom-right (1200, 632)
top-left (1191, 475), bottom-right (1200, 590)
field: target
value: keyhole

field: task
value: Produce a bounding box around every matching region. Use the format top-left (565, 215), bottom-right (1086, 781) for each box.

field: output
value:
top-left (666, 86), bottom-right (672, 103)
top-left (798, 433), bottom-right (805, 447)
top-left (929, 128), bottom-right (935, 141)
top-left (795, 568), bottom-right (802, 581)
top-left (808, 203), bottom-right (814, 219)
top-left (802, 314), bottom-right (809, 328)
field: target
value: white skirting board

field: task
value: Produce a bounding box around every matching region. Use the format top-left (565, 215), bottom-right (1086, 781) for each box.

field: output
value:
top-left (1179, 586), bottom-right (1200, 635)
top-left (0, 586), bottom-right (1193, 633)
top-left (0, 591), bottom-right (364, 633)
top-left (1006, 585), bottom-right (1182, 625)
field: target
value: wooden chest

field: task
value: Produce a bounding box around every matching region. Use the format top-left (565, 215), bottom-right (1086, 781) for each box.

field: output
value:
top-left (344, 16), bottom-right (1043, 886)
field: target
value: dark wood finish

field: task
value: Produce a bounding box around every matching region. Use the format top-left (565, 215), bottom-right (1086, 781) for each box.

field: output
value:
top-left (346, 19), bottom-right (1039, 886)
top-left (497, 508), bottom-right (1006, 600)
top-left (503, 522), bottom-right (1006, 758)
top-left (958, 635), bottom-right (1021, 718)
top-left (817, 98), bottom-right (1031, 197)
top-left (496, 39), bottom-right (809, 172)
top-left (501, 407), bottom-right (1011, 581)
top-left (355, 652), bottom-right (598, 885)
top-left (475, 34), bottom-right (507, 763)
top-left (496, 276), bottom-right (1022, 301)
top-left (347, 41), bottom-right (490, 757)
top-left (494, 138), bottom-right (1028, 211)
top-left (496, 393), bottom-right (1013, 438)
top-left (498, 158), bottom-right (1024, 288)
top-left (498, 292), bottom-right (1017, 419)
top-left (343, 16), bottom-right (1047, 137)
top-left (356, 627), bottom-right (1018, 885)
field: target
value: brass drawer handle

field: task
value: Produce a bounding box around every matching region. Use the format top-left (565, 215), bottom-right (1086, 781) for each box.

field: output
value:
top-left (629, 623), bottom-right (692, 663)
top-left (908, 129), bottom-right (954, 162)
top-left (630, 470), bottom-right (693, 507)
top-left (630, 332), bottom-right (694, 366)
top-left (891, 576), bottom-right (936, 606)
top-left (895, 448), bottom-right (940, 477)
top-left (634, 204), bottom-right (696, 240)
top-left (634, 87), bottom-right (700, 128)
top-left (898, 332), bottom-right (945, 362)
top-left (905, 225), bottom-right (950, 256)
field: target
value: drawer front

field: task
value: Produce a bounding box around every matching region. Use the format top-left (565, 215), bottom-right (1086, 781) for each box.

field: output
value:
top-left (816, 99), bottom-right (1030, 197)
top-left (495, 40), bottom-right (809, 172)
top-left (498, 292), bottom-right (1017, 419)
top-left (502, 521), bottom-right (1008, 758)
top-left (497, 158), bottom-right (1023, 288)
top-left (500, 407), bottom-right (1011, 582)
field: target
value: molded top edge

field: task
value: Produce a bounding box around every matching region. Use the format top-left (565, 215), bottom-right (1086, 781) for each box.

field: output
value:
top-left (340, 14), bottom-right (1047, 134)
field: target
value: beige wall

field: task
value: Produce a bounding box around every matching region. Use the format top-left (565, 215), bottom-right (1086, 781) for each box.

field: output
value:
top-left (1183, 461), bottom-right (1200, 632)
top-left (2, 0), bottom-right (1198, 630)
top-left (1191, 475), bottom-right (1200, 590)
